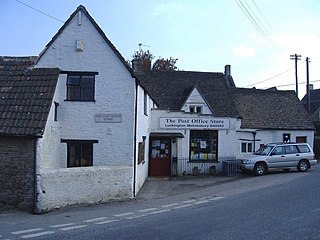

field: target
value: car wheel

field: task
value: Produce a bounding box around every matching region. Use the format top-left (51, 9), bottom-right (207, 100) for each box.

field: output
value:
top-left (297, 160), bottom-right (309, 172)
top-left (254, 163), bottom-right (267, 176)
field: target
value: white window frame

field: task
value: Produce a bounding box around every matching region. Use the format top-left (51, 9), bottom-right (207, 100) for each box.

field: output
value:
top-left (241, 142), bottom-right (253, 154)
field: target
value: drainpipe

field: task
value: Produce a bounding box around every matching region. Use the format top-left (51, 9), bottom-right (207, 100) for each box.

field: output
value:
top-left (133, 81), bottom-right (138, 197)
top-left (253, 132), bottom-right (257, 152)
top-left (33, 137), bottom-right (40, 214)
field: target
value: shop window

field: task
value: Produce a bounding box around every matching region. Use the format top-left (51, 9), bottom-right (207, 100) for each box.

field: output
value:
top-left (190, 130), bottom-right (218, 161)
top-left (241, 142), bottom-right (253, 153)
top-left (151, 139), bottom-right (170, 159)
top-left (66, 73), bottom-right (95, 101)
top-left (61, 139), bottom-right (98, 167)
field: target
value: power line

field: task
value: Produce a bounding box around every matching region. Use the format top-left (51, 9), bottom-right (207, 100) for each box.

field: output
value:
top-left (245, 67), bottom-right (294, 87)
top-left (15, 0), bottom-right (64, 23)
top-left (273, 79), bottom-right (320, 89)
top-left (251, 0), bottom-right (272, 30)
top-left (245, 60), bottom-right (305, 88)
top-left (235, 0), bottom-right (285, 56)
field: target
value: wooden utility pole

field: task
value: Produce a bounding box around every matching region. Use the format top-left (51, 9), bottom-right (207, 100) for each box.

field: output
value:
top-left (306, 57), bottom-right (311, 114)
top-left (290, 54), bottom-right (301, 96)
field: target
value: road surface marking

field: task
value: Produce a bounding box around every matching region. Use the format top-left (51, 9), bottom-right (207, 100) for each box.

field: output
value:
top-left (208, 197), bottom-right (225, 201)
top-left (50, 223), bottom-right (75, 228)
top-left (21, 231), bottom-right (55, 239)
top-left (182, 200), bottom-right (197, 204)
top-left (95, 219), bottom-right (119, 225)
top-left (146, 209), bottom-right (171, 215)
top-left (193, 200), bottom-right (209, 205)
top-left (114, 212), bottom-right (134, 217)
top-left (138, 208), bottom-right (158, 213)
top-left (11, 228), bottom-right (43, 235)
top-left (161, 203), bottom-right (179, 208)
top-left (84, 217), bottom-right (108, 223)
top-left (60, 225), bottom-right (87, 231)
top-left (173, 204), bottom-right (193, 209)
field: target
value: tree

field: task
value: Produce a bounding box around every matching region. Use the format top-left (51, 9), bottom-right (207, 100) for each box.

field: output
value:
top-left (152, 57), bottom-right (178, 71)
top-left (131, 49), bottom-right (178, 71)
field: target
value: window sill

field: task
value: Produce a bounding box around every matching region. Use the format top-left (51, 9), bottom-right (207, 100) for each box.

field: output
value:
top-left (65, 99), bottom-right (96, 102)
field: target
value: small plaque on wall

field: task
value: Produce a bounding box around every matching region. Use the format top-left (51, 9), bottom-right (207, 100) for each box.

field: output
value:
top-left (95, 113), bottom-right (122, 123)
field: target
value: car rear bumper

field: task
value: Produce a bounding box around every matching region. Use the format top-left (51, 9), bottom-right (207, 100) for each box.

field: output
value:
top-left (309, 159), bottom-right (318, 167)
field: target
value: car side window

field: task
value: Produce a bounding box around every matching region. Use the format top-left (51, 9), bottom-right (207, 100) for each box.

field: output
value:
top-left (285, 145), bottom-right (299, 154)
top-left (271, 146), bottom-right (285, 155)
top-left (297, 145), bottom-right (311, 153)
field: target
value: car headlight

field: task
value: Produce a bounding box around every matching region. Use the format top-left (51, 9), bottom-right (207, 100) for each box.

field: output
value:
top-left (242, 159), bottom-right (251, 164)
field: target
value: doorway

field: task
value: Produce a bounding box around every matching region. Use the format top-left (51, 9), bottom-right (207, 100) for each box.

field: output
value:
top-left (149, 138), bottom-right (171, 176)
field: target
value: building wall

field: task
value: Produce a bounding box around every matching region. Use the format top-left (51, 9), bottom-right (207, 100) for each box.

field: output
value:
top-left (134, 86), bottom-right (154, 194)
top-left (35, 9), bottom-right (135, 211)
top-left (36, 166), bottom-right (132, 211)
top-left (150, 110), bottom-right (239, 173)
top-left (0, 137), bottom-right (35, 211)
top-left (237, 129), bottom-right (315, 159)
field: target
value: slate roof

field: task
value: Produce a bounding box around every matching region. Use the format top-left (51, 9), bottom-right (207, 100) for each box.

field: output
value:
top-left (232, 88), bottom-right (315, 130)
top-left (138, 70), bottom-right (239, 118)
top-left (0, 57), bottom-right (59, 137)
top-left (37, 5), bottom-right (134, 77)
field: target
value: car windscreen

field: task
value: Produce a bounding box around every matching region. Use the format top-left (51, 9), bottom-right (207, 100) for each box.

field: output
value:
top-left (255, 145), bottom-right (273, 155)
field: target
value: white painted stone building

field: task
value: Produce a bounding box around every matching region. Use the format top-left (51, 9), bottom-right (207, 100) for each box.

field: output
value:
top-left (34, 5), bottom-right (153, 212)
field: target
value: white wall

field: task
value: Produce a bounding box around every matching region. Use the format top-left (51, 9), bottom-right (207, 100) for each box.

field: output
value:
top-left (150, 109), bottom-right (239, 173)
top-left (180, 87), bottom-right (213, 114)
top-left (36, 166), bottom-right (132, 212)
top-left (134, 86), bottom-right (154, 194)
top-left (35, 9), bottom-right (136, 211)
top-left (237, 129), bottom-right (315, 159)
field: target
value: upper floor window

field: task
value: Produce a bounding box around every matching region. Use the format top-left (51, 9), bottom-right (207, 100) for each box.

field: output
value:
top-left (144, 90), bottom-right (148, 116)
top-left (66, 73), bottom-right (96, 101)
top-left (189, 105), bottom-right (202, 113)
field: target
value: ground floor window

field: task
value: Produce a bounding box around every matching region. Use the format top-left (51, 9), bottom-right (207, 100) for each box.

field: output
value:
top-left (61, 139), bottom-right (98, 167)
top-left (190, 130), bottom-right (218, 161)
top-left (241, 142), bottom-right (253, 153)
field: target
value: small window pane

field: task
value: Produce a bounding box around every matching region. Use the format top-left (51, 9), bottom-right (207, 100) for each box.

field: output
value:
top-left (68, 76), bottom-right (80, 86)
top-left (68, 87), bottom-right (81, 100)
top-left (241, 143), bottom-right (246, 153)
top-left (248, 143), bottom-right (253, 152)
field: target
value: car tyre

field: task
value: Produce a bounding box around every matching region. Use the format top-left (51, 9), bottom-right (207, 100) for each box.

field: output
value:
top-left (254, 162), bottom-right (267, 176)
top-left (297, 160), bottom-right (309, 172)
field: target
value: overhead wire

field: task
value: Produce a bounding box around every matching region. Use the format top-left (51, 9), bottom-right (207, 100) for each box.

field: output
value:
top-left (15, 0), bottom-right (64, 23)
top-left (245, 59), bottom-right (306, 88)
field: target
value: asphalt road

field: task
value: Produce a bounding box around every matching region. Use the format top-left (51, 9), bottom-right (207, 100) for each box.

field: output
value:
top-left (1, 166), bottom-right (320, 240)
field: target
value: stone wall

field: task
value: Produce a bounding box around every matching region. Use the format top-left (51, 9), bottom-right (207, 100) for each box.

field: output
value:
top-left (0, 137), bottom-right (35, 211)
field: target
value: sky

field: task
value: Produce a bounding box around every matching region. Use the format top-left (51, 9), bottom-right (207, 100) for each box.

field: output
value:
top-left (1, 0), bottom-right (320, 99)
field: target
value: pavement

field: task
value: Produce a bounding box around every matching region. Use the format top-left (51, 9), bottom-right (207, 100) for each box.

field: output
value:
top-left (137, 173), bottom-right (244, 200)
